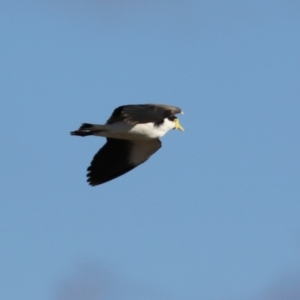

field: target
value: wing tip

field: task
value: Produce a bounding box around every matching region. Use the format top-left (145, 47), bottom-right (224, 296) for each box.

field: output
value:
top-left (86, 176), bottom-right (100, 187)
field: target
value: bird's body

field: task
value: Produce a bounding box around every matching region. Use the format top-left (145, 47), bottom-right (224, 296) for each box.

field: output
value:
top-left (71, 104), bottom-right (184, 186)
top-left (77, 118), bottom-right (177, 140)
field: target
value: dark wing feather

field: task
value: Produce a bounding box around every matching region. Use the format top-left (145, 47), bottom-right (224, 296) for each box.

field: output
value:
top-left (87, 139), bottom-right (135, 186)
top-left (106, 104), bottom-right (182, 125)
top-left (87, 138), bottom-right (161, 186)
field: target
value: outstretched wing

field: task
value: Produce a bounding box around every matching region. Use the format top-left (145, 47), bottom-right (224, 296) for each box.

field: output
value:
top-left (87, 138), bottom-right (161, 186)
top-left (106, 104), bottom-right (182, 125)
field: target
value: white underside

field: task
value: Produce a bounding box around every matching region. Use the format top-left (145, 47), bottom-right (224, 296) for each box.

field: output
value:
top-left (92, 119), bottom-right (175, 140)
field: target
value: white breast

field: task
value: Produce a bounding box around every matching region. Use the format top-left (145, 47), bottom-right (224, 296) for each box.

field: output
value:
top-left (130, 119), bottom-right (175, 139)
top-left (102, 119), bottom-right (175, 140)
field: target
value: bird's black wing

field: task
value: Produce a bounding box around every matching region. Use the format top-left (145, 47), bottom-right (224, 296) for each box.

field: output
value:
top-left (106, 104), bottom-right (182, 125)
top-left (87, 138), bottom-right (161, 186)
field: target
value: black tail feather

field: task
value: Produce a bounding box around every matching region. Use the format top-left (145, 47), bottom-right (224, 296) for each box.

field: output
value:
top-left (70, 130), bottom-right (93, 137)
top-left (79, 123), bottom-right (94, 130)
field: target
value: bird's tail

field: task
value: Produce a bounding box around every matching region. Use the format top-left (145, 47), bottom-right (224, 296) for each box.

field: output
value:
top-left (70, 123), bottom-right (107, 137)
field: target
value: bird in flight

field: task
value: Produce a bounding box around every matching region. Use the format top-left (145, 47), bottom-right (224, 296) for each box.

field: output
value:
top-left (71, 104), bottom-right (184, 186)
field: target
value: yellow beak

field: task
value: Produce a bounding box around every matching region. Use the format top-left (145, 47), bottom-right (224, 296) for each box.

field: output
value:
top-left (174, 118), bottom-right (184, 131)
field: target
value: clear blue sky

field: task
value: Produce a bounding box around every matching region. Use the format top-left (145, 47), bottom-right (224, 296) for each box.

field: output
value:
top-left (1, 1), bottom-right (300, 299)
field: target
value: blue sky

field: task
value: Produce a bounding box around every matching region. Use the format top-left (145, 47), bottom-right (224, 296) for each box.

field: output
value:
top-left (1, 1), bottom-right (300, 299)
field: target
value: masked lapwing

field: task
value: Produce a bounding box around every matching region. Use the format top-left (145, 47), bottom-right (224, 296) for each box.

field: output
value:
top-left (71, 104), bottom-right (184, 186)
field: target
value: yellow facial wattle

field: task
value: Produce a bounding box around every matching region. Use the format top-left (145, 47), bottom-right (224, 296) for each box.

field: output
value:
top-left (174, 118), bottom-right (184, 131)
